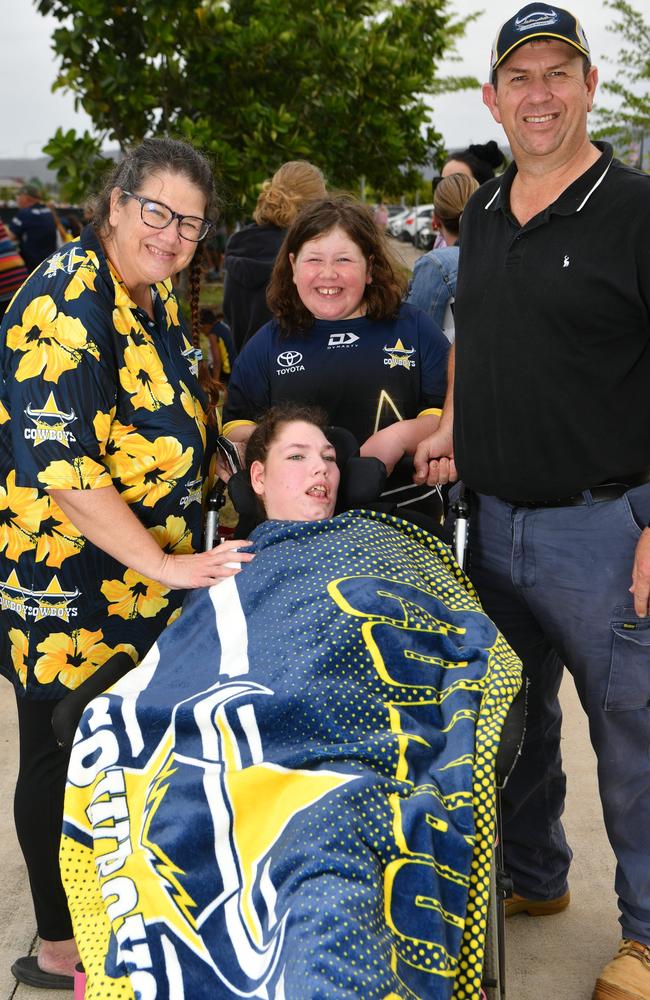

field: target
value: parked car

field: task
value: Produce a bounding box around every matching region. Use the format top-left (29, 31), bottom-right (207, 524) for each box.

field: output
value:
top-left (414, 225), bottom-right (436, 251)
top-left (399, 204), bottom-right (435, 242)
top-left (387, 207), bottom-right (412, 238)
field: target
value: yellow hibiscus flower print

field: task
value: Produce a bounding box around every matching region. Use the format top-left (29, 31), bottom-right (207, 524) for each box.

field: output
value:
top-left (9, 628), bottom-right (29, 689)
top-left (101, 569), bottom-right (170, 620)
top-left (0, 401), bottom-right (9, 425)
top-left (63, 251), bottom-right (99, 301)
top-left (92, 406), bottom-right (118, 457)
top-left (34, 628), bottom-right (137, 690)
top-left (150, 514), bottom-right (193, 554)
top-left (119, 341), bottom-right (174, 411)
top-left (6, 295), bottom-right (100, 383)
top-left (118, 435), bottom-right (193, 507)
top-left (0, 470), bottom-right (49, 560)
top-left (108, 264), bottom-right (136, 308)
top-left (37, 455), bottom-right (112, 490)
top-left (180, 380), bottom-right (207, 450)
top-left (102, 426), bottom-right (150, 482)
top-left (167, 606), bottom-right (182, 627)
top-left (157, 280), bottom-right (180, 327)
top-left (35, 499), bottom-right (84, 567)
top-left (112, 304), bottom-right (146, 340)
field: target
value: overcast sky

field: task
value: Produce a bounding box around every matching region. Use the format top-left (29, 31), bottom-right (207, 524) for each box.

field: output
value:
top-left (2, 0), bottom-right (615, 160)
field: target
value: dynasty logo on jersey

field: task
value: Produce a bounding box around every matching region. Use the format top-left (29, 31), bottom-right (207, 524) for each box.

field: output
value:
top-left (327, 332), bottom-right (360, 349)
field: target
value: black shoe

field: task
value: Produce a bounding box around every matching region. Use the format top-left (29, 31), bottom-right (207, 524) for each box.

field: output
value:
top-left (11, 955), bottom-right (74, 990)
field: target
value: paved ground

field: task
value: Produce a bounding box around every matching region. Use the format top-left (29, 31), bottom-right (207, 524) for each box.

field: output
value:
top-left (0, 670), bottom-right (617, 1000)
top-left (388, 234), bottom-right (423, 271)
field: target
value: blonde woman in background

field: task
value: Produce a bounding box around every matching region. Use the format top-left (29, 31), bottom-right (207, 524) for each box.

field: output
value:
top-left (223, 160), bottom-right (327, 351)
top-left (406, 172), bottom-right (479, 343)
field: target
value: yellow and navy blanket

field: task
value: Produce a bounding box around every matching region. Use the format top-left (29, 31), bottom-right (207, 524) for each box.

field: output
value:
top-left (61, 510), bottom-right (521, 1000)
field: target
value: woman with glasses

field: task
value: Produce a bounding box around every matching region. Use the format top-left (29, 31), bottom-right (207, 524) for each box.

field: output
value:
top-left (0, 137), bottom-right (253, 990)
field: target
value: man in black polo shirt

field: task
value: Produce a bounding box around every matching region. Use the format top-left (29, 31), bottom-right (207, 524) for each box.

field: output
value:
top-left (413, 4), bottom-right (650, 998)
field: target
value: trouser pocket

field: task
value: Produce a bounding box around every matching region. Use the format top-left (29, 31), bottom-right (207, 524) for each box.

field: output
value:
top-left (605, 604), bottom-right (650, 711)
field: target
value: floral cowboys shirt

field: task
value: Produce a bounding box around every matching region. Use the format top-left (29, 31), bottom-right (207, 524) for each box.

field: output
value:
top-left (0, 226), bottom-right (214, 699)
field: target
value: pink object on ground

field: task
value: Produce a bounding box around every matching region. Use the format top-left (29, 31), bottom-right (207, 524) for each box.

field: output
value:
top-left (73, 963), bottom-right (86, 999)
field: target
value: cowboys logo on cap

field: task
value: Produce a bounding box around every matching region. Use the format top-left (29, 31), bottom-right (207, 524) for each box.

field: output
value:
top-left (489, 3), bottom-right (591, 80)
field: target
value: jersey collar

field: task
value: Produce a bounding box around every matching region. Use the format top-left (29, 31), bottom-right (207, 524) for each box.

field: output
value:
top-left (484, 141), bottom-right (614, 219)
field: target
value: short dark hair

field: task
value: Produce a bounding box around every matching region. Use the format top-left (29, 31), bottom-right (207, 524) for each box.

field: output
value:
top-left (245, 403), bottom-right (331, 470)
top-left (443, 141), bottom-right (505, 185)
top-left (267, 195), bottom-right (407, 333)
top-left (200, 307), bottom-right (216, 325)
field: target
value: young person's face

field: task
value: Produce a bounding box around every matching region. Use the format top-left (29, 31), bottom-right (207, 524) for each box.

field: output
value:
top-left (250, 421), bottom-right (340, 522)
top-left (289, 226), bottom-right (371, 322)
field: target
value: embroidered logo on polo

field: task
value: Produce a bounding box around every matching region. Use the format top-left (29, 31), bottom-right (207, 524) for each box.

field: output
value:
top-left (563, 255), bottom-right (570, 268)
top-left (24, 391), bottom-right (77, 448)
top-left (276, 350), bottom-right (306, 375)
top-left (0, 569), bottom-right (80, 621)
top-left (514, 9), bottom-right (559, 31)
top-left (180, 476), bottom-right (202, 509)
top-left (327, 332), bottom-right (360, 349)
top-left (43, 246), bottom-right (88, 277)
top-left (383, 339), bottom-right (416, 370)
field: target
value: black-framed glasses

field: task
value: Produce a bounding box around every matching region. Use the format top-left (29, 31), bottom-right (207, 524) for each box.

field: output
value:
top-left (122, 190), bottom-right (212, 242)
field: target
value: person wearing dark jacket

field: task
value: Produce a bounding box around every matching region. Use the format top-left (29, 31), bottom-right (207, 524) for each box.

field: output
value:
top-left (223, 160), bottom-right (326, 351)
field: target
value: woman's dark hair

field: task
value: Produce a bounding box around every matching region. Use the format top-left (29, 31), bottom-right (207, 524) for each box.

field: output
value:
top-left (443, 141), bottom-right (505, 185)
top-left (266, 195), bottom-right (407, 332)
top-left (245, 402), bottom-right (331, 470)
top-left (90, 137), bottom-right (222, 420)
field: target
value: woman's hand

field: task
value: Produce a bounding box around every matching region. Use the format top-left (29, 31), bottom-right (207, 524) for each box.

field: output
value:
top-left (48, 485), bottom-right (254, 590)
top-left (159, 540), bottom-right (255, 590)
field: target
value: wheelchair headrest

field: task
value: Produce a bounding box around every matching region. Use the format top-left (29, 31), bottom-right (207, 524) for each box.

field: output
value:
top-left (228, 425), bottom-right (387, 528)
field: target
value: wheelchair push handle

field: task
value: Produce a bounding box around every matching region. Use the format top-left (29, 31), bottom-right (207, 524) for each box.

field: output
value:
top-left (204, 437), bottom-right (244, 551)
top-left (451, 485), bottom-right (471, 571)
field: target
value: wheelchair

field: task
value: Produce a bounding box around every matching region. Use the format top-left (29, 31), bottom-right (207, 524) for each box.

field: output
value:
top-left (210, 433), bottom-right (526, 1000)
top-left (53, 433), bottom-right (525, 1000)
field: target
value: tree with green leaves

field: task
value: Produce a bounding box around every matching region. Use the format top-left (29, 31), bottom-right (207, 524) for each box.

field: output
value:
top-left (592, 0), bottom-right (650, 169)
top-left (36, 0), bottom-right (477, 211)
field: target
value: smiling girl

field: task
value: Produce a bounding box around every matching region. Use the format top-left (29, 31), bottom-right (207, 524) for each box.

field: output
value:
top-left (223, 196), bottom-right (450, 517)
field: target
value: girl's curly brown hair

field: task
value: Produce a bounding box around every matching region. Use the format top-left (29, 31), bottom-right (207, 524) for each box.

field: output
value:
top-left (267, 196), bottom-right (407, 334)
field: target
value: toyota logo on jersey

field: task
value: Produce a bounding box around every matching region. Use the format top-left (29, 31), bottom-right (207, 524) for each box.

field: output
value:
top-left (276, 351), bottom-right (306, 375)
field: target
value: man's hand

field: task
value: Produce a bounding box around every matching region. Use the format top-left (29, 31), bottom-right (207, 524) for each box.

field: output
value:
top-left (412, 426), bottom-right (457, 486)
top-left (630, 527), bottom-right (650, 617)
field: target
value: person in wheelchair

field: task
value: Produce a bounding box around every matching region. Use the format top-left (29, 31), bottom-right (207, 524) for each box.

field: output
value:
top-left (60, 403), bottom-right (521, 1000)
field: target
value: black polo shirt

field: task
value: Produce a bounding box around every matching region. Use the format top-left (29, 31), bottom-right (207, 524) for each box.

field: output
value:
top-left (454, 142), bottom-right (650, 502)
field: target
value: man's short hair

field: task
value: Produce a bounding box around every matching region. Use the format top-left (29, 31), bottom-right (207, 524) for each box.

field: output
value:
top-left (18, 184), bottom-right (45, 200)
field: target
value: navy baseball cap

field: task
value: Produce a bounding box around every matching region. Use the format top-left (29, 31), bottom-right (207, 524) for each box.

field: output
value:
top-left (490, 3), bottom-right (591, 81)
